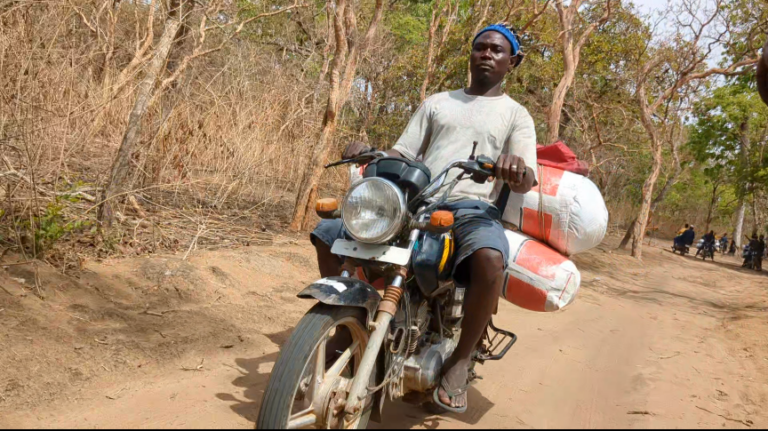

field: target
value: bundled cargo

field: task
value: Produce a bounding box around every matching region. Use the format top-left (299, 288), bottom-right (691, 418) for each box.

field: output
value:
top-left (501, 229), bottom-right (581, 312)
top-left (501, 163), bottom-right (608, 256)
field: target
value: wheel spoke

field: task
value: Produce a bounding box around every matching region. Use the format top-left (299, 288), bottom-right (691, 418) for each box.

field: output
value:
top-left (326, 340), bottom-right (359, 379)
top-left (312, 336), bottom-right (327, 399)
top-left (287, 409), bottom-right (317, 429)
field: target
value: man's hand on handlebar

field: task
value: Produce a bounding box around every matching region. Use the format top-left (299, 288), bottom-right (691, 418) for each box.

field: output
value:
top-left (495, 154), bottom-right (527, 186)
top-left (342, 141), bottom-right (403, 160)
top-left (342, 141), bottom-right (374, 159)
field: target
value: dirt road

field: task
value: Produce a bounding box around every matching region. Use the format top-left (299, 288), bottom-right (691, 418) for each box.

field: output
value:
top-left (2, 237), bottom-right (767, 429)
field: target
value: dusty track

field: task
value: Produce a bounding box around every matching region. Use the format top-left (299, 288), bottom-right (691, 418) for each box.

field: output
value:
top-left (2, 236), bottom-right (767, 429)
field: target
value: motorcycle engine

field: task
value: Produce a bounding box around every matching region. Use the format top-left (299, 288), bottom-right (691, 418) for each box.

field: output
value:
top-left (387, 298), bottom-right (430, 398)
top-left (389, 296), bottom-right (459, 396)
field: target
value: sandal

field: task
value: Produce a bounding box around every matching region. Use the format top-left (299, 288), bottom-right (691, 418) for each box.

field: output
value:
top-left (432, 376), bottom-right (469, 414)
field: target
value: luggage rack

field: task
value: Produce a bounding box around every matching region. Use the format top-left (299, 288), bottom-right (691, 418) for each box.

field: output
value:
top-left (475, 318), bottom-right (517, 363)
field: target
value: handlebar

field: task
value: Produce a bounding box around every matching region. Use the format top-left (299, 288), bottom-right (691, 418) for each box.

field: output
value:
top-left (324, 150), bottom-right (389, 169)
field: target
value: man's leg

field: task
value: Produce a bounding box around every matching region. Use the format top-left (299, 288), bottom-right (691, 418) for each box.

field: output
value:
top-left (310, 219), bottom-right (345, 278)
top-left (438, 247), bottom-right (504, 409)
top-left (310, 219), bottom-right (352, 358)
top-left (436, 210), bottom-right (508, 410)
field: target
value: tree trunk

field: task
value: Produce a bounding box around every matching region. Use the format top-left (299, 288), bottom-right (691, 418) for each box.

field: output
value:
top-left (751, 194), bottom-right (759, 234)
top-left (289, 0), bottom-right (349, 232)
top-left (734, 120), bottom-right (751, 247)
top-left (547, 0), bottom-right (611, 145)
top-left (420, 0), bottom-right (442, 102)
top-left (617, 166), bottom-right (680, 250)
top-left (618, 218), bottom-right (635, 249)
top-left (631, 143), bottom-right (662, 258)
top-left (289, 0), bottom-right (385, 230)
top-left (734, 197), bottom-right (746, 248)
top-left (98, 9), bottom-right (182, 225)
top-left (466, 0), bottom-right (490, 86)
top-left (705, 183), bottom-right (719, 233)
top-left (546, 65), bottom-right (575, 145)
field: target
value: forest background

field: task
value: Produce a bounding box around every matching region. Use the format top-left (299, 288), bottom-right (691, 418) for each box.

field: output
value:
top-left (1, 0), bottom-right (767, 268)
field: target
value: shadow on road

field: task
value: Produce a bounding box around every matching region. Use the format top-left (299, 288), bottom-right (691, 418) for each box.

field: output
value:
top-left (668, 249), bottom-right (768, 278)
top-left (215, 327), bottom-right (294, 424)
top-left (368, 385), bottom-right (495, 429)
top-left (216, 328), bottom-right (496, 428)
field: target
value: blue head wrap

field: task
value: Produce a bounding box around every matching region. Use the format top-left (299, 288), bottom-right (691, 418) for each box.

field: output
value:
top-left (473, 24), bottom-right (520, 56)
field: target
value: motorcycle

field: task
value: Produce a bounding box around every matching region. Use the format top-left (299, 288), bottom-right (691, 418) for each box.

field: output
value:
top-left (257, 145), bottom-right (519, 429)
top-left (742, 244), bottom-right (756, 269)
top-left (671, 241), bottom-right (689, 255)
top-left (700, 241), bottom-right (715, 261)
top-left (694, 239), bottom-right (705, 257)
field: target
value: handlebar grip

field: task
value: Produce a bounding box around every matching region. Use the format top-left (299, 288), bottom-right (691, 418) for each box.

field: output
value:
top-left (477, 157), bottom-right (527, 178)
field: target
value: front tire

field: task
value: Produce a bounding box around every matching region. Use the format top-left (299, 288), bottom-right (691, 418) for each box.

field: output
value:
top-left (257, 304), bottom-right (373, 429)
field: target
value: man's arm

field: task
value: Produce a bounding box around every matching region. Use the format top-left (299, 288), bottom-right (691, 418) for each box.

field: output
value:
top-left (495, 154), bottom-right (535, 194)
top-left (342, 141), bottom-right (403, 159)
top-left (499, 107), bottom-right (537, 194)
top-left (344, 101), bottom-right (430, 160)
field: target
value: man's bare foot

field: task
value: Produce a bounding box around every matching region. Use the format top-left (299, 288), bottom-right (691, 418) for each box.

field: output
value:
top-left (437, 357), bottom-right (470, 409)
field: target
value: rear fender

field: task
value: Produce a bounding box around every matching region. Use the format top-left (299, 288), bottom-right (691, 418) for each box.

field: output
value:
top-left (297, 277), bottom-right (381, 326)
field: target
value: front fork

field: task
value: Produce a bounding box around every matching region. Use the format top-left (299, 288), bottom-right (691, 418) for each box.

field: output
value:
top-left (340, 260), bottom-right (406, 423)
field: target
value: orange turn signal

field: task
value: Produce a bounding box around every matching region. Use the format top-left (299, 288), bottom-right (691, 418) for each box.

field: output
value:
top-left (430, 210), bottom-right (454, 228)
top-left (316, 198), bottom-right (338, 213)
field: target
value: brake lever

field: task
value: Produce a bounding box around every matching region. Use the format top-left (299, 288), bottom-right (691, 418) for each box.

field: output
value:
top-left (324, 151), bottom-right (383, 169)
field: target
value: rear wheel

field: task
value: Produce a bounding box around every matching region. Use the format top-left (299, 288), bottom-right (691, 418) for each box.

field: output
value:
top-left (257, 304), bottom-right (374, 429)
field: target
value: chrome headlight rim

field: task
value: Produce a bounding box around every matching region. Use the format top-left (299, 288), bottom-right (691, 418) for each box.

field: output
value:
top-left (341, 177), bottom-right (407, 244)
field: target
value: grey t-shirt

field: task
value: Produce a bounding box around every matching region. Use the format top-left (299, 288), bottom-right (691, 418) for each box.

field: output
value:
top-left (392, 89), bottom-right (537, 203)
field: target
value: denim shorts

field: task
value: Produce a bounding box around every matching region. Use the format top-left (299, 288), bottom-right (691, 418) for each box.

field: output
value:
top-left (310, 200), bottom-right (509, 284)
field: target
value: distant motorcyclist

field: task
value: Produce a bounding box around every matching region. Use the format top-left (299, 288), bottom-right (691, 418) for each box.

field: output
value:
top-left (728, 238), bottom-right (736, 256)
top-left (743, 233), bottom-right (760, 268)
top-left (719, 233), bottom-right (729, 253)
top-left (757, 235), bottom-right (765, 271)
top-left (674, 225), bottom-right (695, 251)
top-left (699, 230), bottom-right (716, 259)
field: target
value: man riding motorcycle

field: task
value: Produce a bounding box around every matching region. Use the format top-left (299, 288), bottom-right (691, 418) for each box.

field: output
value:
top-left (673, 225), bottom-right (695, 253)
top-left (743, 233), bottom-right (760, 269)
top-left (310, 24), bottom-right (536, 413)
top-left (719, 233), bottom-right (729, 253)
top-left (700, 230), bottom-right (716, 260)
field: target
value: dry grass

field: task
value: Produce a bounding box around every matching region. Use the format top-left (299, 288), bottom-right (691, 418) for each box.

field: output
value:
top-left (0, 1), bottom-right (353, 268)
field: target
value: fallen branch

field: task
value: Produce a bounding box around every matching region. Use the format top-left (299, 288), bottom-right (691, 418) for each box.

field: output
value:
top-left (182, 224), bottom-right (206, 260)
top-left (139, 307), bottom-right (178, 317)
top-left (94, 337), bottom-right (109, 345)
top-left (627, 410), bottom-right (654, 416)
top-left (128, 195), bottom-right (147, 218)
top-left (695, 406), bottom-right (753, 427)
top-left (106, 386), bottom-right (128, 400)
top-left (659, 352), bottom-right (681, 360)
top-left (140, 309), bottom-right (165, 317)
top-left (181, 358), bottom-right (205, 371)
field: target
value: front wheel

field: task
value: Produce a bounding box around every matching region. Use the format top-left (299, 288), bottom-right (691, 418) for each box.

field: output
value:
top-left (257, 304), bottom-right (374, 429)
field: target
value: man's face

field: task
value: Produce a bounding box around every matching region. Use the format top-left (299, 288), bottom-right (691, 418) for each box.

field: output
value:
top-left (470, 31), bottom-right (513, 85)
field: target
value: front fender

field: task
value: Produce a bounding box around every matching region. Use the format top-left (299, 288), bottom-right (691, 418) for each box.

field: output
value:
top-left (297, 277), bottom-right (381, 325)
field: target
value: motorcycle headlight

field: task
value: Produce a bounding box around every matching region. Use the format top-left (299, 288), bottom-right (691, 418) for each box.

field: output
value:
top-left (342, 178), bottom-right (407, 244)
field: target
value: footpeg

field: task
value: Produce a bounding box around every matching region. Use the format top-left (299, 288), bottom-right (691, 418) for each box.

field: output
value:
top-left (475, 318), bottom-right (517, 362)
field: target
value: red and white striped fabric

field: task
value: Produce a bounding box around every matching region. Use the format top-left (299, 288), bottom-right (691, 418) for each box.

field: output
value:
top-left (501, 165), bottom-right (608, 256)
top-left (501, 229), bottom-right (581, 312)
